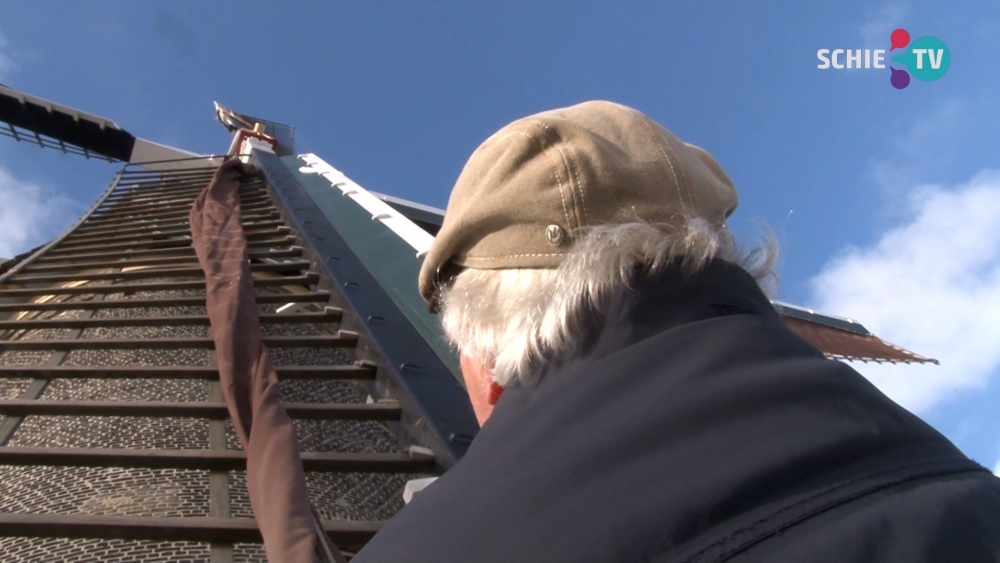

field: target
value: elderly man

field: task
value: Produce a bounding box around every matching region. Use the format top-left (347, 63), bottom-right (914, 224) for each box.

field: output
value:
top-left (352, 101), bottom-right (1000, 562)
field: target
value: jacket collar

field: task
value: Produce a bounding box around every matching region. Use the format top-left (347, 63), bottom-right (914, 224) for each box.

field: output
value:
top-left (622, 258), bottom-right (776, 330)
top-left (542, 259), bottom-right (779, 376)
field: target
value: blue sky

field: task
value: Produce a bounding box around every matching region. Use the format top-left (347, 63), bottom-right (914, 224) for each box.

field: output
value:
top-left (0, 1), bottom-right (997, 473)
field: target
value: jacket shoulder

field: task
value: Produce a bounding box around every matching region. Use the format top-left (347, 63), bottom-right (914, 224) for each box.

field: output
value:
top-left (729, 470), bottom-right (1000, 563)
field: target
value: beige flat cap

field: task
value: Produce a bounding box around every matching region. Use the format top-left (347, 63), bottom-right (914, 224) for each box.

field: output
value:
top-left (419, 100), bottom-right (739, 307)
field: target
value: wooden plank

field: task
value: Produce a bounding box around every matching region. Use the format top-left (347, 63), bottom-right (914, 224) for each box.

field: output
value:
top-left (74, 210), bottom-right (279, 236)
top-left (0, 271), bottom-right (316, 297)
top-left (48, 228), bottom-right (289, 255)
top-left (83, 201), bottom-right (274, 226)
top-left (115, 169), bottom-right (221, 181)
top-left (0, 365), bottom-right (376, 380)
top-left (0, 513), bottom-right (381, 545)
top-left (0, 333), bottom-right (357, 351)
top-left (117, 167), bottom-right (221, 178)
top-left (97, 192), bottom-right (270, 213)
top-left (29, 233), bottom-right (289, 263)
top-left (75, 216), bottom-right (275, 238)
top-left (104, 186), bottom-right (264, 204)
top-left (108, 181), bottom-right (262, 195)
top-left (111, 175), bottom-right (259, 192)
top-left (64, 220), bottom-right (285, 244)
top-left (21, 246), bottom-right (302, 273)
top-left (55, 225), bottom-right (291, 252)
top-left (206, 348), bottom-right (233, 563)
top-left (110, 179), bottom-right (219, 192)
top-left (8, 259), bottom-right (309, 284)
top-left (98, 195), bottom-right (264, 214)
top-left (92, 200), bottom-right (272, 223)
top-left (0, 446), bottom-right (432, 472)
top-left (78, 208), bottom-right (262, 230)
top-left (65, 218), bottom-right (282, 244)
top-left (86, 202), bottom-right (275, 225)
top-left (0, 399), bottom-right (400, 420)
top-left (0, 290), bottom-right (329, 313)
top-left (114, 174), bottom-right (219, 187)
top-left (0, 310), bottom-right (341, 330)
top-left (95, 193), bottom-right (271, 217)
top-left (95, 194), bottom-right (273, 215)
top-left (50, 231), bottom-right (287, 257)
top-left (0, 293), bottom-right (107, 445)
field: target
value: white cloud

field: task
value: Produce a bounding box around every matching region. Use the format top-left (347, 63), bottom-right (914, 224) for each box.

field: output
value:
top-left (0, 166), bottom-right (75, 259)
top-left (809, 170), bottom-right (1000, 414)
top-left (994, 459), bottom-right (1000, 477)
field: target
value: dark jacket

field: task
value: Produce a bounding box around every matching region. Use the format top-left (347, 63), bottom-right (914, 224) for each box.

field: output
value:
top-left (353, 261), bottom-right (1000, 563)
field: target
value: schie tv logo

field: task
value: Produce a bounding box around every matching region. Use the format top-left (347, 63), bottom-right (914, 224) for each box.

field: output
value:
top-left (817, 28), bottom-right (950, 89)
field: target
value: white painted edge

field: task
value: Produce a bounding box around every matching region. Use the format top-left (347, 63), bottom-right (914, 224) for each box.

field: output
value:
top-left (276, 302), bottom-right (307, 315)
top-left (239, 136), bottom-right (274, 163)
top-left (226, 130), bottom-right (242, 157)
top-left (296, 153), bottom-right (435, 258)
top-left (369, 191), bottom-right (446, 217)
top-left (0, 84), bottom-right (122, 131)
top-left (770, 299), bottom-right (859, 325)
top-left (130, 138), bottom-right (219, 172)
top-left (402, 477), bottom-right (438, 504)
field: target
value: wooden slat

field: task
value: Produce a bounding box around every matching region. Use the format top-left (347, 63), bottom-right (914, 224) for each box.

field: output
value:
top-left (74, 210), bottom-right (278, 235)
top-left (105, 186), bottom-right (268, 204)
top-left (104, 186), bottom-right (264, 204)
top-left (115, 169), bottom-right (221, 181)
top-left (73, 230), bottom-right (289, 251)
top-left (95, 195), bottom-right (271, 218)
top-left (0, 333), bottom-right (357, 351)
top-left (96, 193), bottom-right (270, 215)
top-left (0, 272), bottom-right (316, 297)
top-left (110, 176), bottom-right (258, 193)
top-left (79, 209), bottom-right (273, 231)
top-left (74, 211), bottom-right (279, 237)
top-left (47, 229), bottom-right (289, 255)
top-left (83, 202), bottom-right (274, 226)
top-left (44, 238), bottom-right (199, 256)
top-left (95, 195), bottom-right (273, 215)
top-left (0, 399), bottom-right (400, 420)
top-left (65, 218), bottom-right (282, 244)
top-left (0, 446), bottom-right (433, 472)
top-left (0, 291), bottom-right (329, 313)
top-left (88, 202), bottom-right (275, 225)
top-left (109, 180), bottom-right (221, 194)
top-left (8, 259), bottom-right (309, 284)
top-left (0, 283), bottom-right (118, 444)
top-left (113, 176), bottom-right (220, 190)
top-left (0, 309), bottom-right (341, 330)
top-left (109, 182), bottom-right (253, 196)
top-left (21, 246), bottom-right (303, 273)
top-left (64, 220), bottom-right (286, 245)
top-left (29, 233), bottom-right (290, 264)
top-left (91, 201), bottom-right (272, 224)
top-left (116, 168), bottom-right (221, 180)
top-left (206, 359), bottom-right (231, 563)
top-left (0, 513), bottom-right (381, 545)
top-left (0, 365), bottom-right (376, 380)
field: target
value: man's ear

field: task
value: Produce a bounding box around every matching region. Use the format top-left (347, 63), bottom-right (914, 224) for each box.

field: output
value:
top-left (488, 382), bottom-right (504, 405)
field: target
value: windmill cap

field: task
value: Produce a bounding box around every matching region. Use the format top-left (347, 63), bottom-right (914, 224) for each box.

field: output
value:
top-left (419, 100), bottom-right (740, 307)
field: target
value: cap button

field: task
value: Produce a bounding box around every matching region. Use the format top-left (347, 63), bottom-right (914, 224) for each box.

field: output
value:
top-left (545, 225), bottom-right (565, 246)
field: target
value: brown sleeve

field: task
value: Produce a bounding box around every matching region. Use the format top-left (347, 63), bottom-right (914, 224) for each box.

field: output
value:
top-left (189, 159), bottom-right (322, 563)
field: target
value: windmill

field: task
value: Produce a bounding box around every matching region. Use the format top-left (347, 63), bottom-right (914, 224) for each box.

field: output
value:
top-left (0, 84), bottom-right (937, 562)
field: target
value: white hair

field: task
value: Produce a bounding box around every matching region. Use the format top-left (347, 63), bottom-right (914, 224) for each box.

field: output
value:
top-left (437, 219), bottom-right (778, 387)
